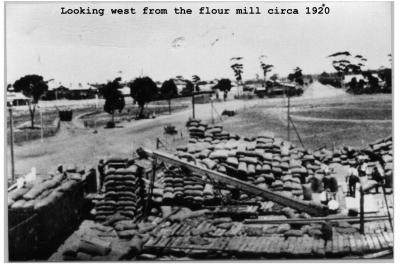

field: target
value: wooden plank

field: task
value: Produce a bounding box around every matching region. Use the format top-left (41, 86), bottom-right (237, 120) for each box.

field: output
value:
top-left (325, 240), bottom-right (333, 256)
top-left (353, 235), bottom-right (365, 255)
top-left (370, 234), bottom-right (382, 251)
top-left (145, 149), bottom-right (328, 216)
top-left (365, 234), bottom-right (375, 252)
top-left (376, 233), bottom-right (388, 250)
top-left (382, 232), bottom-right (393, 248)
top-left (360, 235), bottom-right (370, 253)
top-left (317, 239), bottom-right (326, 257)
top-left (349, 235), bottom-right (357, 255)
top-left (244, 215), bottom-right (389, 225)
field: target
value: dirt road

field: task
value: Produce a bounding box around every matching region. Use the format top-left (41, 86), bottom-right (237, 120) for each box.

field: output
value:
top-left (8, 97), bottom-right (264, 175)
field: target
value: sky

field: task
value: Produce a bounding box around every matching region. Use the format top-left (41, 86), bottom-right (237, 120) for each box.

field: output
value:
top-left (6, 1), bottom-right (393, 86)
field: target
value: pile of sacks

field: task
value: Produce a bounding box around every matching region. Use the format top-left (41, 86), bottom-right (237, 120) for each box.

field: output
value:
top-left (95, 163), bottom-right (144, 223)
top-left (161, 167), bottom-right (209, 206)
top-left (8, 166), bottom-right (84, 212)
top-left (186, 119), bottom-right (237, 141)
top-left (176, 130), bottom-right (327, 200)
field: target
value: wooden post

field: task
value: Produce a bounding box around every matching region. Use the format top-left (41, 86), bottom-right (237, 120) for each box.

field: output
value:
top-left (380, 181), bottom-right (393, 231)
top-left (9, 107), bottom-right (15, 182)
top-left (360, 187), bottom-right (365, 234)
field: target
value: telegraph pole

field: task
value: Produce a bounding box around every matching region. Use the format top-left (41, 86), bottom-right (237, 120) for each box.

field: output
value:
top-left (287, 88), bottom-right (290, 141)
top-left (8, 107), bottom-right (15, 182)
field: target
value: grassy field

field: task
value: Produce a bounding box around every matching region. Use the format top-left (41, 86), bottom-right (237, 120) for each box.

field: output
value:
top-left (294, 108), bottom-right (391, 120)
top-left (219, 94), bottom-right (392, 150)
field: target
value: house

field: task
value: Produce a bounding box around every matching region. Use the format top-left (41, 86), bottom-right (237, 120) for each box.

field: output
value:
top-left (42, 85), bottom-right (70, 100)
top-left (7, 91), bottom-right (30, 106)
top-left (343, 74), bottom-right (366, 84)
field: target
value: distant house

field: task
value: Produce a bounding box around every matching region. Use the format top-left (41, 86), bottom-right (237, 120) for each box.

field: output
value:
top-left (7, 91), bottom-right (30, 106)
top-left (42, 85), bottom-right (70, 100)
top-left (343, 74), bottom-right (366, 84)
top-left (65, 88), bottom-right (97, 100)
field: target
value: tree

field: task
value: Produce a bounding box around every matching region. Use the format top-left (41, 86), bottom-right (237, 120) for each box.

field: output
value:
top-left (259, 55), bottom-right (274, 87)
top-left (213, 78), bottom-right (232, 101)
top-left (98, 77), bottom-right (125, 126)
top-left (230, 57), bottom-right (244, 88)
top-left (192, 75), bottom-right (201, 92)
top-left (13, 74), bottom-right (48, 128)
top-left (328, 51), bottom-right (364, 76)
top-left (160, 79), bottom-right (178, 114)
top-left (129, 77), bottom-right (158, 119)
top-left (270, 73), bottom-right (279, 82)
top-left (288, 67), bottom-right (304, 86)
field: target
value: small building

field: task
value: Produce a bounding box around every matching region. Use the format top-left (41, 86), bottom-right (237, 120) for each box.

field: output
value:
top-left (7, 92), bottom-right (30, 106)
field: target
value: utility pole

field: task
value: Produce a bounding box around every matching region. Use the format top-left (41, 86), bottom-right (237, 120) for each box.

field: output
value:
top-left (287, 87), bottom-right (290, 141)
top-left (8, 107), bottom-right (15, 182)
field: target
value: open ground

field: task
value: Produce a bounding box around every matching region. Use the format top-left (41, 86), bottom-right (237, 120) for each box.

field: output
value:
top-left (7, 84), bottom-right (392, 178)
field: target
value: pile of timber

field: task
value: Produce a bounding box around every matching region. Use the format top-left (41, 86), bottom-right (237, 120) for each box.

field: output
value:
top-left (94, 158), bottom-right (145, 223)
top-left (141, 212), bottom-right (393, 259)
top-left (50, 203), bottom-right (393, 261)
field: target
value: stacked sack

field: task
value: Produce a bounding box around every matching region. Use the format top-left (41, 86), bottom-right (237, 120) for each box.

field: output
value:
top-left (370, 136), bottom-right (393, 188)
top-left (8, 169), bottom-right (83, 213)
top-left (162, 167), bottom-right (184, 203)
top-left (186, 118), bottom-right (238, 141)
top-left (176, 124), bottom-right (334, 201)
top-left (162, 167), bottom-right (206, 207)
top-left (95, 163), bottom-right (144, 223)
top-left (186, 119), bottom-right (207, 139)
top-left (183, 173), bottom-right (205, 206)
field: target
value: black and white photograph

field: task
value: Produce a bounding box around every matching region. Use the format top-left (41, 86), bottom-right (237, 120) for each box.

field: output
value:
top-left (5, 1), bottom-right (394, 261)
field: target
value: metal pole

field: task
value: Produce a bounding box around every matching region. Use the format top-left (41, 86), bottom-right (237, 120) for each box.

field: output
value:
top-left (9, 107), bottom-right (15, 182)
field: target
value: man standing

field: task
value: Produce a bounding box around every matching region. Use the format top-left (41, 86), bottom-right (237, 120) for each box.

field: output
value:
top-left (371, 165), bottom-right (383, 193)
top-left (346, 165), bottom-right (359, 197)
